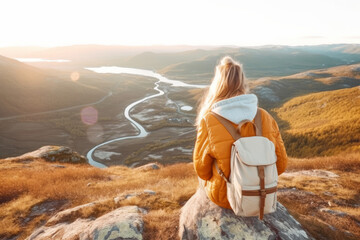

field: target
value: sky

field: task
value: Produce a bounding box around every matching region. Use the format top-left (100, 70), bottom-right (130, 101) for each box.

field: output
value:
top-left (0, 0), bottom-right (359, 47)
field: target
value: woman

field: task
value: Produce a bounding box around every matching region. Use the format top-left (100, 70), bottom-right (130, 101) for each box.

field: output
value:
top-left (193, 56), bottom-right (288, 209)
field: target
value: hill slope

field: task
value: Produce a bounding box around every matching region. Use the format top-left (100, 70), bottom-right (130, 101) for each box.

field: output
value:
top-left (275, 86), bottom-right (360, 157)
top-left (3, 44), bottom-right (360, 82)
top-left (0, 55), bottom-right (105, 117)
top-left (0, 148), bottom-right (359, 240)
top-left (155, 45), bottom-right (360, 82)
top-left (159, 47), bottom-right (352, 82)
top-left (251, 63), bottom-right (360, 110)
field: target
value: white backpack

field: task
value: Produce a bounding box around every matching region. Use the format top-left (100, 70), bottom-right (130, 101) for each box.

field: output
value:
top-left (211, 108), bottom-right (278, 220)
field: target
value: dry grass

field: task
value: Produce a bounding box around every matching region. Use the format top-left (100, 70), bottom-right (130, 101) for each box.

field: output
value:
top-left (278, 152), bottom-right (360, 240)
top-left (0, 195), bottom-right (43, 237)
top-left (0, 152), bottom-right (359, 240)
top-left (0, 158), bottom-right (198, 240)
top-left (285, 153), bottom-right (360, 172)
top-left (143, 209), bottom-right (180, 240)
top-left (0, 158), bottom-right (108, 206)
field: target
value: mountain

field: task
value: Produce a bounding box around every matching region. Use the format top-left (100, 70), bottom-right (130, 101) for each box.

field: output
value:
top-left (251, 63), bottom-right (360, 110)
top-left (0, 46), bottom-right (47, 58)
top-left (157, 45), bottom-right (360, 82)
top-left (2, 44), bottom-right (360, 82)
top-left (274, 86), bottom-right (360, 157)
top-left (296, 44), bottom-right (360, 60)
top-left (0, 45), bottom-right (218, 66)
top-left (0, 55), bottom-right (105, 117)
top-left (119, 49), bottom-right (215, 70)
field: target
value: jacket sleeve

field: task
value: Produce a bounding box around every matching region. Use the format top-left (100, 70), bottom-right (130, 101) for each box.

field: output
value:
top-left (193, 117), bottom-right (214, 180)
top-left (271, 118), bottom-right (288, 175)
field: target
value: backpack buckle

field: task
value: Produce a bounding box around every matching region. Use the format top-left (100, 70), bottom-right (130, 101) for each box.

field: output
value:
top-left (260, 189), bottom-right (266, 198)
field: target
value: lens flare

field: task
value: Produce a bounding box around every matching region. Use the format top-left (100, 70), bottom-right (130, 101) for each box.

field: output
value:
top-left (71, 72), bottom-right (80, 81)
top-left (86, 124), bottom-right (104, 144)
top-left (81, 106), bottom-right (98, 125)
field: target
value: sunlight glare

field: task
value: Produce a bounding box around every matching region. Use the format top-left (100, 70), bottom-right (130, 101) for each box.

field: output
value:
top-left (71, 72), bottom-right (80, 81)
top-left (81, 106), bottom-right (98, 125)
top-left (0, 0), bottom-right (359, 47)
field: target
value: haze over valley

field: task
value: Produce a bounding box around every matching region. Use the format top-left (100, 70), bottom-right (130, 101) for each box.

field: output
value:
top-left (1, 43), bottom-right (360, 240)
top-left (0, 44), bottom-right (359, 167)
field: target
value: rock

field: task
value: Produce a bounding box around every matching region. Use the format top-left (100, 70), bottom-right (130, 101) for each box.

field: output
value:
top-left (144, 190), bottom-right (156, 195)
top-left (113, 190), bottom-right (156, 204)
top-left (23, 200), bottom-right (68, 225)
top-left (113, 193), bottom-right (140, 204)
top-left (51, 164), bottom-right (66, 168)
top-left (47, 202), bottom-right (96, 225)
top-left (323, 191), bottom-right (334, 197)
top-left (28, 218), bottom-right (91, 240)
top-left (114, 196), bottom-right (122, 204)
top-left (27, 206), bottom-right (146, 240)
top-left (179, 187), bottom-right (313, 240)
top-left (9, 145), bottom-right (87, 164)
top-left (85, 206), bottom-right (146, 240)
top-left (136, 163), bottom-right (160, 171)
top-left (281, 170), bottom-right (339, 178)
top-left (29, 200), bottom-right (68, 217)
top-left (319, 208), bottom-right (347, 217)
top-left (125, 193), bottom-right (142, 200)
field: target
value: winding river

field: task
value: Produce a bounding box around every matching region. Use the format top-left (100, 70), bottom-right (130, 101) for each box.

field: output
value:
top-left (85, 67), bottom-right (206, 168)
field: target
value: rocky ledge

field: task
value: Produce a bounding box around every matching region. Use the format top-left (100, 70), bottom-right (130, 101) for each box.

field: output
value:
top-left (4, 145), bottom-right (87, 164)
top-left (179, 187), bottom-right (313, 240)
top-left (27, 205), bottom-right (146, 240)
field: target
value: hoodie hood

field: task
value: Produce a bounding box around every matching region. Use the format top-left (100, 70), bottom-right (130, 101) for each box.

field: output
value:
top-left (211, 94), bottom-right (258, 124)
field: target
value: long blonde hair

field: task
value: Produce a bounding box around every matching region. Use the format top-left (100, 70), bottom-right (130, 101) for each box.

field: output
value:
top-left (195, 56), bottom-right (248, 128)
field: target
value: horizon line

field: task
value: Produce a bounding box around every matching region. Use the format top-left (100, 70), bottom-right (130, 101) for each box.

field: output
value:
top-left (1, 42), bottom-right (360, 49)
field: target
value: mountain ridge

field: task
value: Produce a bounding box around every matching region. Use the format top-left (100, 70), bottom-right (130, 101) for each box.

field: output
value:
top-left (0, 55), bottom-right (106, 117)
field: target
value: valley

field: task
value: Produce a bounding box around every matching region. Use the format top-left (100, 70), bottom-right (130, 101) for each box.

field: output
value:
top-left (0, 44), bottom-right (359, 240)
top-left (0, 44), bottom-right (359, 167)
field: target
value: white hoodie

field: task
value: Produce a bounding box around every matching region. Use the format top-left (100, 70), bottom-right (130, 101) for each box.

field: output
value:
top-left (210, 94), bottom-right (258, 124)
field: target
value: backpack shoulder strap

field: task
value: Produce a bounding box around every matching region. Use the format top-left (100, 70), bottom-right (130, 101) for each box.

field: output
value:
top-left (210, 112), bottom-right (241, 140)
top-left (254, 108), bottom-right (263, 136)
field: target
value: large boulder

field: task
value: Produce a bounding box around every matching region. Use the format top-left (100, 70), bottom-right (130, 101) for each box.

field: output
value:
top-left (6, 145), bottom-right (87, 164)
top-left (136, 162), bottom-right (160, 171)
top-left (179, 187), bottom-right (313, 240)
top-left (27, 205), bottom-right (146, 240)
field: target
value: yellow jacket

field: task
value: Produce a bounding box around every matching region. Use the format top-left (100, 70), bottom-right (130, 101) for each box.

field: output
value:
top-left (193, 94), bottom-right (288, 209)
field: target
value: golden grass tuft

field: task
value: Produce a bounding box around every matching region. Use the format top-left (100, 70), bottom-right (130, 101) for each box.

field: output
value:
top-left (143, 209), bottom-right (180, 240)
top-left (0, 159), bottom-right (108, 205)
top-left (285, 152), bottom-right (360, 172)
top-left (0, 159), bottom-right (198, 239)
top-left (0, 195), bottom-right (43, 237)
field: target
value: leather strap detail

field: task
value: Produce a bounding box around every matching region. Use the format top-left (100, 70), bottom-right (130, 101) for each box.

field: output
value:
top-left (214, 161), bottom-right (230, 183)
top-left (257, 166), bottom-right (265, 220)
top-left (254, 108), bottom-right (262, 136)
top-left (241, 186), bottom-right (277, 196)
top-left (211, 112), bottom-right (241, 140)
